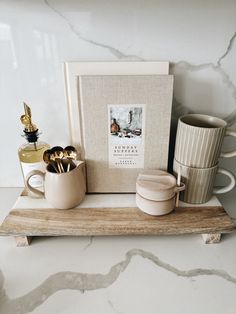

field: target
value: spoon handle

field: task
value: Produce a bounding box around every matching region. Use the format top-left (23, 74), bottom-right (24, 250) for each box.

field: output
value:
top-left (59, 161), bottom-right (64, 173)
top-left (51, 161), bottom-right (59, 173)
top-left (67, 160), bottom-right (76, 172)
top-left (56, 161), bottom-right (62, 173)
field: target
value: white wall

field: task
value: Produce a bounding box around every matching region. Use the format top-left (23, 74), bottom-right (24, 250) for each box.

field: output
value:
top-left (0, 0), bottom-right (235, 213)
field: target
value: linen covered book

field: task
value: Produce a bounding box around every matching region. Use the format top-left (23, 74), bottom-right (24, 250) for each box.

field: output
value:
top-left (78, 75), bottom-right (173, 192)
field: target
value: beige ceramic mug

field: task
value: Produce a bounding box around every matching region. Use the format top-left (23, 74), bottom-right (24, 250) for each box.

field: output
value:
top-left (175, 114), bottom-right (236, 168)
top-left (173, 159), bottom-right (236, 204)
top-left (26, 160), bottom-right (86, 209)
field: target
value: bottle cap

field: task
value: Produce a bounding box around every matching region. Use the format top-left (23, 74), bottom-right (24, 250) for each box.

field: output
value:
top-left (20, 102), bottom-right (39, 142)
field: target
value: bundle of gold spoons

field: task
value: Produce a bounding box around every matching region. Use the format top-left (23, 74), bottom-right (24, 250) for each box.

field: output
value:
top-left (43, 146), bottom-right (79, 173)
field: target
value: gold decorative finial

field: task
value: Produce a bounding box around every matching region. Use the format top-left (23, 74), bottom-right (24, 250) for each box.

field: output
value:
top-left (20, 102), bottom-right (38, 132)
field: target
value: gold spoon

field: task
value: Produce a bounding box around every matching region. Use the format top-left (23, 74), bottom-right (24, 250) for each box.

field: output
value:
top-left (51, 146), bottom-right (64, 173)
top-left (43, 150), bottom-right (59, 173)
top-left (64, 146), bottom-right (78, 172)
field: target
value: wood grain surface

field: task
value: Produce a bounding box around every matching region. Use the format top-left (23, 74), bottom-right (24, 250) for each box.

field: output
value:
top-left (0, 206), bottom-right (235, 236)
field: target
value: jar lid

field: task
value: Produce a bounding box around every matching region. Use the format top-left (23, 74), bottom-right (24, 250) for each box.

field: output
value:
top-left (136, 170), bottom-right (177, 201)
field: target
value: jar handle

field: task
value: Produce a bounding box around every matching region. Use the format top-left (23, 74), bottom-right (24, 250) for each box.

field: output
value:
top-left (174, 182), bottom-right (185, 193)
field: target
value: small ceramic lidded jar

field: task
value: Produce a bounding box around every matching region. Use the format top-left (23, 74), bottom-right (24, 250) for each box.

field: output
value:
top-left (136, 170), bottom-right (185, 216)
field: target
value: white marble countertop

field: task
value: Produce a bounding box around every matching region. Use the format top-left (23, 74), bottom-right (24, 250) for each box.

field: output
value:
top-left (1, 188), bottom-right (236, 314)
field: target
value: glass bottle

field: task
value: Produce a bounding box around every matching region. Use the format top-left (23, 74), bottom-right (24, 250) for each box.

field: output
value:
top-left (110, 118), bottom-right (120, 134)
top-left (18, 103), bottom-right (50, 188)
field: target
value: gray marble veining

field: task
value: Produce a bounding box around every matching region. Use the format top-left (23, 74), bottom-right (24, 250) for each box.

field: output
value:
top-left (171, 31), bottom-right (236, 124)
top-left (83, 236), bottom-right (94, 251)
top-left (45, 0), bottom-right (236, 125)
top-left (217, 32), bottom-right (236, 66)
top-left (44, 0), bottom-right (144, 61)
top-left (0, 248), bottom-right (236, 314)
top-left (107, 299), bottom-right (123, 314)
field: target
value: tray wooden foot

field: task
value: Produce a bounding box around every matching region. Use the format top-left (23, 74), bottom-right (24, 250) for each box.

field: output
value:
top-left (202, 233), bottom-right (221, 244)
top-left (15, 236), bottom-right (32, 247)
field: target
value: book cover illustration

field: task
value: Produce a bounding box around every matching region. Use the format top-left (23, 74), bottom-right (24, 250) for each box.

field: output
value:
top-left (108, 104), bottom-right (145, 168)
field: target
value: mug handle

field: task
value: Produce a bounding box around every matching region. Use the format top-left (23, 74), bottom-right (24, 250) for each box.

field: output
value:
top-left (26, 170), bottom-right (45, 197)
top-left (213, 168), bottom-right (236, 194)
top-left (220, 129), bottom-right (236, 158)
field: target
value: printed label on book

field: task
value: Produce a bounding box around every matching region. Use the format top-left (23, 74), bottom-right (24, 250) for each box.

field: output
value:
top-left (108, 104), bottom-right (145, 168)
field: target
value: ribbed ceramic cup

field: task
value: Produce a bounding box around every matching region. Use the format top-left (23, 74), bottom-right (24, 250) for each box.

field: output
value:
top-left (174, 114), bottom-right (236, 168)
top-left (173, 159), bottom-right (235, 204)
top-left (26, 161), bottom-right (86, 209)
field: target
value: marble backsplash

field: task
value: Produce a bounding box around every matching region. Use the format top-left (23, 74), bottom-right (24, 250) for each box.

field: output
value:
top-left (0, 0), bottom-right (235, 212)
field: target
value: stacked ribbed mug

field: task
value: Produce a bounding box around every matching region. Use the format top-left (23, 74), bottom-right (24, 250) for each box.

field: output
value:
top-left (173, 114), bottom-right (236, 204)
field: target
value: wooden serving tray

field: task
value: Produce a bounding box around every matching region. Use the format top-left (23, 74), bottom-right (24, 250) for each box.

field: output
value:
top-left (0, 191), bottom-right (235, 246)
